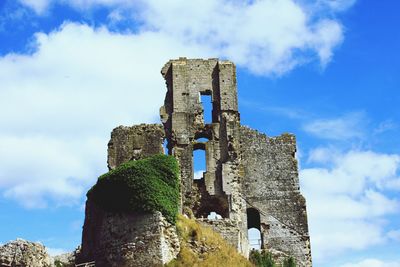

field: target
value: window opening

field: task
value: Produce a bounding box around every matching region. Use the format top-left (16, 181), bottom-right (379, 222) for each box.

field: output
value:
top-left (207, 211), bottom-right (222, 220)
top-left (196, 137), bottom-right (208, 143)
top-left (248, 228), bottom-right (262, 250)
top-left (200, 93), bottom-right (212, 124)
top-left (163, 138), bottom-right (170, 155)
top-left (193, 149), bottom-right (206, 180)
top-left (247, 208), bottom-right (262, 250)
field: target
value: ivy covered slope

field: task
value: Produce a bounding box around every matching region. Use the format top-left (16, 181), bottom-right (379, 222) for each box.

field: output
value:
top-left (87, 154), bottom-right (180, 223)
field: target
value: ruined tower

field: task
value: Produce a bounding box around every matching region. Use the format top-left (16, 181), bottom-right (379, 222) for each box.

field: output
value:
top-left (106, 58), bottom-right (312, 266)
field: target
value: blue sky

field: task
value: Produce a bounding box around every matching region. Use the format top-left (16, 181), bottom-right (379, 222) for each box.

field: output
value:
top-left (0, 0), bottom-right (399, 266)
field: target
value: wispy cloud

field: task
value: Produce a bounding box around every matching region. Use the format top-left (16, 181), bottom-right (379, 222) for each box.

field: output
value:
top-left (302, 112), bottom-right (367, 140)
top-left (307, 146), bottom-right (341, 164)
top-left (240, 99), bottom-right (310, 119)
top-left (318, 0), bottom-right (358, 12)
top-left (373, 119), bottom-right (398, 135)
top-left (18, 0), bottom-right (50, 15)
top-left (387, 229), bottom-right (400, 242)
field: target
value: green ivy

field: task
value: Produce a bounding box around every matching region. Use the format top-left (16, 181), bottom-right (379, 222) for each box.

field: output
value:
top-left (88, 154), bottom-right (180, 224)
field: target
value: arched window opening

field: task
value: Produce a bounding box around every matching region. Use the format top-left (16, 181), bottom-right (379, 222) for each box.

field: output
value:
top-left (199, 92), bottom-right (212, 124)
top-left (196, 137), bottom-right (209, 143)
top-left (248, 228), bottom-right (262, 250)
top-left (194, 130), bottom-right (212, 140)
top-left (207, 211), bottom-right (222, 220)
top-left (195, 196), bottom-right (229, 219)
top-left (247, 208), bottom-right (263, 250)
top-left (193, 136), bottom-right (209, 180)
top-left (193, 148), bottom-right (206, 180)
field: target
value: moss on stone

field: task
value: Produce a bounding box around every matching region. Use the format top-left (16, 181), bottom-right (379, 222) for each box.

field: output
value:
top-left (88, 154), bottom-right (180, 223)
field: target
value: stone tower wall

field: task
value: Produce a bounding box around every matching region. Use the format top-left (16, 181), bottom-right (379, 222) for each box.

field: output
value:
top-left (160, 58), bottom-right (249, 255)
top-left (240, 126), bottom-right (312, 266)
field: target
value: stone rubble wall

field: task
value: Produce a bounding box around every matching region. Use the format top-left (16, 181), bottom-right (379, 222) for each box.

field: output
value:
top-left (160, 58), bottom-right (249, 256)
top-left (107, 124), bottom-right (165, 170)
top-left (197, 218), bottom-right (250, 256)
top-left (0, 239), bottom-right (52, 267)
top-left (78, 198), bottom-right (179, 267)
top-left (240, 126), bottom-right (312, 266)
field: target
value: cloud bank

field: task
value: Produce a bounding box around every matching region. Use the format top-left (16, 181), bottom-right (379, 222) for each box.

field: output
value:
top-left (16, 0), bottom-right (347, 75)
top-left (301, 148), bottom-right (400, 261)
top-left (0, 23), bottom-right (208, 207)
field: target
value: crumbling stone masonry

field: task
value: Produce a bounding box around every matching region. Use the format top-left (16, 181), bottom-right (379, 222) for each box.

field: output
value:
top-left (0, 239), bottom-right (53, 267)
top-left (101, 58), bottom-right (312, 266)
top-left (78, 199), bottom-right (180, 267)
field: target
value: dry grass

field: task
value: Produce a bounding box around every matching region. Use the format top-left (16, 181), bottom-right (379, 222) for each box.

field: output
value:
top-left (166, 215), bottom-right (254, 267)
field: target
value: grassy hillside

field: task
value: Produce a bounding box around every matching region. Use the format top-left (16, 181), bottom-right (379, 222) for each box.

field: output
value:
top-left (166, 215), bottom-right (253, 267)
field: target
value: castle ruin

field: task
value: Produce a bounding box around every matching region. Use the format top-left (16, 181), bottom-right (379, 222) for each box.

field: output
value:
top-left (81, 58), bottom-right (312, 266)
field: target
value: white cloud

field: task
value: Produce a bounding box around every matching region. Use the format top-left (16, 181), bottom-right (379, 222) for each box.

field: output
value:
top-left (0, 22), bottom-right (209, 207)
top-left (307, 146), bottom-right (340, 164)
top-left (16, 0), bottom-right (347, 76)
top-left (300, 149), bottom-right (400, 262)
top-left (137, 0), bottom-right (344, 75)
top-left (0, 134), bottom-right (105, 208)
top-left (321, 0), bottom-right (357, 12)
top-left (305, 149), bottom-right (400, 193)
top-left (18, 0), bottom-right (51, 14)
top-left (303, 112), bottom-right (367, 140)
top-left (340, 258), bottom-right (400, 267)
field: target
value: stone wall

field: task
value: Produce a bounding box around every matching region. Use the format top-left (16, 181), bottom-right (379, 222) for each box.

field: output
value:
top-left (160, 58), bottom-right (249, 256)
top-left (240, 126), bottom-right (312, 266)
top-left (78, 199), bottom-right (179, 267)
top-left (107, 124), bottom-right (165, 170)
top-left (197, 218), bottom-right (249, 254)
top-left (93, 58), bottom-right (312, 265)
top-left (0, 239), bottom-right (52, 267)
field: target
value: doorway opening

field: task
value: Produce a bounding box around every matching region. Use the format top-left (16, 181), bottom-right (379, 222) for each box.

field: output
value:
top-left (247, 207), bottom-right (263, 250)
